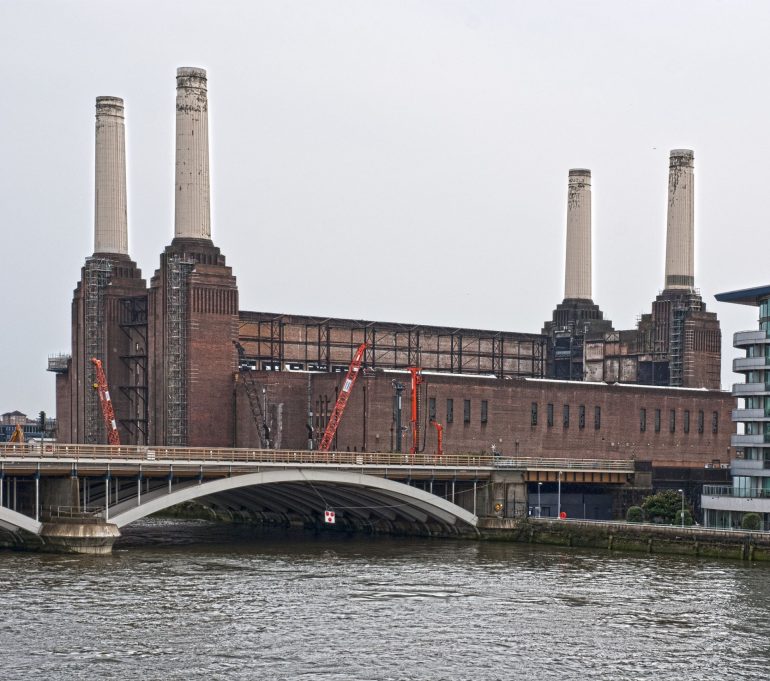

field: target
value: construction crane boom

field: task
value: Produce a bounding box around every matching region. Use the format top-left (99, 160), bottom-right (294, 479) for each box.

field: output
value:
top-left (318, 343), bottom-right (367, 452)
top-left (91, 358), bottom-right (121, 446)
top-left (408, 367), bottom-right (424, 454)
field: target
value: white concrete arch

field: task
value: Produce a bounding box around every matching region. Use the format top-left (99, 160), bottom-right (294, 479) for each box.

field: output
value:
top-left (109, 469), bottom-right (478, 529)
top-left (0, 507), bottom-right (42, 535)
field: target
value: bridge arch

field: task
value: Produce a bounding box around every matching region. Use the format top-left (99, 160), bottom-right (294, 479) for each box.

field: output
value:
top-left (108, 469), bottom-right (478, 534)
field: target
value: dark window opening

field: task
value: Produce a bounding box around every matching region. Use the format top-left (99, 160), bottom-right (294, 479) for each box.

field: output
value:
top-left (547, 403), bottom-right (554, 427)
top-left (446, 399), bottom-right (454, 424)
top-left (578, 405), bottom-right (586, 430)
top-left (684, 410), bottom-right (690, 434)
top-left (698, 410), bottom-right (704, 434)
top-left (463, 399), bottom-right (471, 424)
top-left (640, 408), bottom-right (647, 432)
top-left (712, 411), bottom-right (719, 434)
top-left (669, 409), bottom-right (676, 433)
top-left (429, 397), bottom-right (436, 422)
top-left (654, 409), bottom-right (661, 433)
top-left (594, 406), bottom-right (601, 430)
top-left (563, 405), bottom-right (570, 428)
top-left (481, 400), bottom-right (488, 424)
top-left (531, 402), bottom-right (538, 426)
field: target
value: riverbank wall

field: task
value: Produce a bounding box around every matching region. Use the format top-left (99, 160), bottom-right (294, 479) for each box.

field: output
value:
top-left (479, 517), bottom-right (770, 561)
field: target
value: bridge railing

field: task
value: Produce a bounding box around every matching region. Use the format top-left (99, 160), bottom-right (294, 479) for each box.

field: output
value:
top-left (0, 442), bottom-right (635, 473)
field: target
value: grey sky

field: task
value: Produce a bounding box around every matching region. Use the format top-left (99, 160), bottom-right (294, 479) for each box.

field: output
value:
top-left (1, 0), bottom-right (765, 416)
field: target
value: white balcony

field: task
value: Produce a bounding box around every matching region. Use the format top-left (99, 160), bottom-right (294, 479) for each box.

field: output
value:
top-left (733, 408), bottom-right (768, 421)
top-left (733, 382), bottom-right (770, 396)
top-left (734, 330), bottom-right (770, 347)
top-left (731, 434), bottom-right (769, 447)
top-left (702, 489), bottom-right (770, 515)
top-left (733, 357), bottom-right (770, 372)
top-left (731, 459), bottom-right (770, 477)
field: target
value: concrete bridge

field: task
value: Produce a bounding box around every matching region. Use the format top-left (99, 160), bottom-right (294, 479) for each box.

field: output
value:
top-left (0, 443), bottom-right (634, 553)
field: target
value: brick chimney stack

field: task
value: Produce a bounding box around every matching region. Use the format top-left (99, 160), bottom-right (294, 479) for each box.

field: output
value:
top-left (93, 97), bottom-right (128, 255)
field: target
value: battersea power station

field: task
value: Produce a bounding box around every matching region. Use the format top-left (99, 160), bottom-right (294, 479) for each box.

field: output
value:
top-left (50, 68), bottom-right (733, 512)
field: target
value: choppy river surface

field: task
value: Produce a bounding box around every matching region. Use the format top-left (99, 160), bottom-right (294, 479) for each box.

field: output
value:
top-left (1, 519), bottom-right (769, 680)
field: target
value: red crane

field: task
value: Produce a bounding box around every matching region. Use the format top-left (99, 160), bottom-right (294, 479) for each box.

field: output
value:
top-left (318, 343), bottom-right (367, 452)
top-left (432, 421), bottom-right (443, 457)
top-left (408, 367), bottom-right (424, 454)
top-left (91, 358), bottom-right (121, 446)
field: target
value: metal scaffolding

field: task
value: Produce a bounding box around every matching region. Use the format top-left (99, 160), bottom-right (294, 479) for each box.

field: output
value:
top-left (119, 296), bottom-right (148, 445)
top-left (165, 255), bottom-right (194, 445)
top-left (669, 304), bottom-right (686, 387)
top-left (83, 257), bottom-right (112, 444)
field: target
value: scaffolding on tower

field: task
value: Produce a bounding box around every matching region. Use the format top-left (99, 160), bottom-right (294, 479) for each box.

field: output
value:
top-left (166, 254), bottom-right (194, 445)
top-left (83, 257), bottom-right (112, 444)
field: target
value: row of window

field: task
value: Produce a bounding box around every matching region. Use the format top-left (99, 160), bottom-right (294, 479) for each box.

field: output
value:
top-left (428, 398), bottom-right (488, 425)
top-left (531, 403), bottom-right (601, 430)
top-left (639, 408), bottom-right (718, 434)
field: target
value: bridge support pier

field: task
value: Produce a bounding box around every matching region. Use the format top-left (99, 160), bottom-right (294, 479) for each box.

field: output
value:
top-left (39, 522), bottom-right (121, 555)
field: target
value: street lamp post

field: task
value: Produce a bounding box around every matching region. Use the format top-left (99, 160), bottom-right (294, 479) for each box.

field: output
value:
top-left (537, 481), bottom-right (542, 518)
top-left (678, 488), bottom-right (685, 528)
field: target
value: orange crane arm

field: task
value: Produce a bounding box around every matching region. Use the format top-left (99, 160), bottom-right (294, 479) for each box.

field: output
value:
top-left (9, 424), bottom-right (24, 443)
top-left (408, 367), bottom-right (424, 454)
top-left (318, 343), bottom-right (367, 452)
top-left (91, 358), bottom-right (121, 446)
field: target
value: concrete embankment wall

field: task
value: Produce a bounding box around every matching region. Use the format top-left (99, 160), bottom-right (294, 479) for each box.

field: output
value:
top-left (478, 517), bottom-right (770, 561)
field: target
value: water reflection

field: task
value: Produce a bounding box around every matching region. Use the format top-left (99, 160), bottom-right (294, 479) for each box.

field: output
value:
top-left (0, 519), bottom-right (768, 680)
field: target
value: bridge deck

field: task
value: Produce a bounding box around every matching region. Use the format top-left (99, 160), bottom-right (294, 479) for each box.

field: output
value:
top-left (0, 443), bottom-right (635, 475)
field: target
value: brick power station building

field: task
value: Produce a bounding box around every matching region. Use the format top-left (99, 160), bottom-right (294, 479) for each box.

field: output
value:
top-left (50, 68), bottom-right (732, 515)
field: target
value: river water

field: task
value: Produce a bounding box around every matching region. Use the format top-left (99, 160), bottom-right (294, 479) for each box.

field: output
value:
top-left (1, 519), bottom-right (768, 680)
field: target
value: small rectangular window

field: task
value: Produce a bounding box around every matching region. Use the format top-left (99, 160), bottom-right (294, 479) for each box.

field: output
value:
top-left (684, 410), bottom-right (690, 434)
top-left (481, 400), bottom-right (488, 424)
top-left (446, 399), bottom-right (454, 424)
top-left (712, 411), bottom-right (719, 434)
top-left (464, 399), bottom-right (471, 424)
top-left (547, 403), bottom-right (554, 427)
top-left (640, 408), bottom-right (646, 432)
top-left (578, 405), bottom-right (586, 430)
top-left (563, 404), bottom-right (570, 428)
top-left (698, 410), bottom-right (704, 434)
top-left (531, 402), bottom-right (538, 426)
top-left (654, 409), bottom-right (661, 433)
top-left (594, 406), bottom-right (601, 430)
top-left (429, 397), bottom-right (436, 422)
top-left (669, 409), bottom-right (676, 433)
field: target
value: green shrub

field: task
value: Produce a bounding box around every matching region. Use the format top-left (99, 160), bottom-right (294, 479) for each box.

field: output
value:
top-left (673, 509), bottom-right (694, 526)
top-left (742, 513), bottom-right (762, 531)
top-left (642, 490), bottom-right (686, 524)
top-left (626, 506), bottom-right (644, 523)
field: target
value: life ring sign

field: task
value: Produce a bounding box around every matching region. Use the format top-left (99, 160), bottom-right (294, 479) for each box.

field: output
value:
top-left (559, 511), bottom-right (567, 520)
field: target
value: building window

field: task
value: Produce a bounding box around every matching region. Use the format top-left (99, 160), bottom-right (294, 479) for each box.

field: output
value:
top-left (429, 397), bottom-right (436, 422)
top-left (712, 411), bottom-right (719, 434)
top-left (563, 405), bottom-right (570, 428)
top-left (446, 399), bottom-right (454, 424)
top-left (578, 405), bottom-right (586, 430)
top-left (531, 402), bottom-right (538, 426)
top-left (547, 403), bottom-right (554, 427)
top-left (594, 406), bottom-right (601, 430)
top-left (481, 400), bottom-right (488, 424)
top-left (669, 409), bottom-right (676, 433)
top-left (684, 410), bottom-right (690, 434)
top-left (640, 408), bottom-right (646, 432)
top-left (464, 399), bottom-right (471, 424)
top-left (654, 409), bottom-right (661, 433)
top-left (698, 410), bottom-right (704, 434)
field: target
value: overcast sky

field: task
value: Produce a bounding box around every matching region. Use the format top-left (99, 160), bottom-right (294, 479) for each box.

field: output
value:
top-left (1, 0), bottom-right (766, 417)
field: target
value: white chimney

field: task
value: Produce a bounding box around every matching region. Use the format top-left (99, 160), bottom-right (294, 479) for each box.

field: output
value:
top-left (664, 149), bottom-right (695, 290)
top-left (94, 97), bottom-right (128, 255)
top-left (174, 67), bottom-right (211, 240)
top-left (564, 169), bottom-right (592, 300)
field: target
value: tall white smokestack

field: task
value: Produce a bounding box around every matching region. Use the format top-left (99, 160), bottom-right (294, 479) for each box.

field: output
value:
top-left (174, 67), bottom-right (211, 240)
top-left (664, 149), bottom-right (695, 290)
top-left (94, 96), bottom-right (128, 255)
top-left (564, 169), bottom-right (592, 300)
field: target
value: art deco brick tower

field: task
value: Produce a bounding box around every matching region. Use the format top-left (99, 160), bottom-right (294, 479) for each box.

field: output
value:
top-left (543, 169), bottom-right (613, 380)
top-left (636, 150), bottom-right (720, 388)
top-left (148, 67), bottom-right (239, 447)
top-left (55, 97), bottom-right (147, 444)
